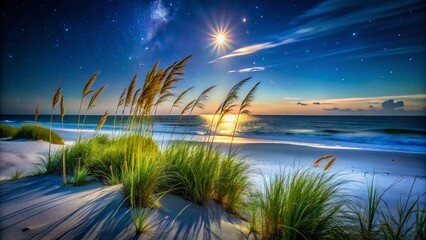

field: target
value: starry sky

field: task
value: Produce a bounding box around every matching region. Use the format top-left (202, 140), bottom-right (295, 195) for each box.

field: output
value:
top-left (1, 0), bottom-right (425, 115)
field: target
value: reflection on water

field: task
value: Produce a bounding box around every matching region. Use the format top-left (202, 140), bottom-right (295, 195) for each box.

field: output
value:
top-left (200, 114), bottom-right (255, 136)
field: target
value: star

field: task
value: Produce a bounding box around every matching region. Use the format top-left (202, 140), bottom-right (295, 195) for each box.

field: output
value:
top-left (242, 18), bottom-right (246, 23)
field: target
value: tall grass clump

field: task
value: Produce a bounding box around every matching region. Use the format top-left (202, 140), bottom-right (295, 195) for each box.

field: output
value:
top-left (163, 142), bottom-right (220, 204)
top-left (47, 135), bottom-right (158, 184)
top-left (215, 153), bottom-right (251, 213)
top-left (253, 168), bottom-right (348, 240)
top-left (163, 142), bottom-right (251, 212)
top-left (0, 124), bottom-right (17, 138)
top-left (13, 124), bottom-right (63, 144)
top-left (122, 152), bottom-right (164, 208)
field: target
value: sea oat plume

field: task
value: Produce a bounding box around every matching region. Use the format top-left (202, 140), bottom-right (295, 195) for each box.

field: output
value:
top-left (97, 111), bottom-right (109, 130)
top-left (324, 157), bottom-right (337, 170)
top-left (60, 95), bottom-right (65, 117)
top-left (52, 87), bottom-right (61, 109)
top-left (83, 71), bottom-right (100, 97)
top-left (34, 104), bottom-right (39, 122)
top-left (313, 155), bottom-right (334, 167)
top-left (88, 85), bottom-right (107, 110)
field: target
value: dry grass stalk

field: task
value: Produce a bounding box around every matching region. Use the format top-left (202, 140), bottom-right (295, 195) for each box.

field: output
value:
top-left (88, 85), bottom-right (107, 110)
top-left (125, 74), bottom-right (138, 108)
top-left (52, 87), bottom-right (61, 109)
top-left (60, 95), bottom-right (65, 117)
top-left (324, 157), bottom-right (337, 170)
top-left (130, 89), bottom-right (141, 115)
top-left (34, 104), bottom-right (39, 122)
top-left (83, 71), bottom-right (99, 97)
top-left (172, 87), bottom-right (194, 110)
top-left (229, 82), bottom-right (260, 157)
top-left (190, 85), bottom-right (216, 114)
top-left (97, 111), bottom-right (109, 131)
top-left (60, 95), bottom-right (66, 185)
top-left (313, 155), bottom-right (334, 167)
top-left (239, 82), bottom-right (260, 115)
top-left (181, 100), bottom-right (196, 116)
top-left (113, 88), bottom-right (127, 133)
top-left (155, 55), bottom-right (192, 107)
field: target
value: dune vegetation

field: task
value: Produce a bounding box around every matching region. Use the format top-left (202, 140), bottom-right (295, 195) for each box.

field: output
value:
top-left (0, 124), bottom-right (17, 138)
top-left (21, 55), bottom-right (424, 238)
top-left (4, 124), bottom-right (64, 144)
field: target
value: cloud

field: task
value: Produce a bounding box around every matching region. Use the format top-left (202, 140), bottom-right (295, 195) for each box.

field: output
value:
top-left (212, 0), bottom-right (423, 61)
top-left (285, 97), bottom-right (302, 100)
top-left (324, 107), bottom-right (352, 111)
top-left (297, 102), bottom-right (308, 106)
top-left (217, 39), bottom-right (295, 60)
top-left (382, 99), bottom-right (404, 111)
top-left (228, 67), bottom-right (265, 73)
top-left (313, 94), bottom-right (426, 104)
top-left (313, 102), bottom-right (321, 105)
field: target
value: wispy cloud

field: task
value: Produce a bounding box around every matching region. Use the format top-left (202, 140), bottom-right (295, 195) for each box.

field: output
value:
top-left (217, 39), bottom-right (295, 60)
top-left (284, 97), bottom-right (302, 100)
top-left (314, 94), bottom-right (426, 104)
top-left (213, 0), bottom-right (424, 61)
top-left (228, 67), bottom-right (265, 73)
top-left (346, 46), bottom-right (425, 60)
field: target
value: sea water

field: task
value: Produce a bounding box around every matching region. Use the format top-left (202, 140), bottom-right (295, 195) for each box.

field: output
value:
top-left (1, 115), bottom-right (425, 153)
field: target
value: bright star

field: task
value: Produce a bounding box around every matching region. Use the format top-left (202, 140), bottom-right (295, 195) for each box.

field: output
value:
top-left (215, 33), bottom-right (226, 45)
top-left (210, 28), bottom-right (231, 52)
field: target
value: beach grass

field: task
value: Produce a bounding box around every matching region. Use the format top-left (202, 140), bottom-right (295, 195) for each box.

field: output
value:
top-left (163, 142), bottom-right (251, 212)
top-left (73, 164), bottom-right (89, 186)
top-left (122, 151), bottom-right (164, 208)
top-left (0, 124), bottom-right (17, 138)
top-left (253, 168), bottom-right (349, 240)
top-left (13, 124), bottom-right (64, 144)
top-left (9, 168), bottom-right (25, 180)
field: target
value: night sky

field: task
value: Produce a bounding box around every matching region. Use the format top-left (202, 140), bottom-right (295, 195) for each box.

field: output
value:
top-left (1, 0), bottom-right (425, 115)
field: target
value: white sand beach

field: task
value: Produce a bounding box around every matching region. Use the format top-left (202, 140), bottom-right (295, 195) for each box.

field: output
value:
top-left (0, 139), bottom-right (425, 239)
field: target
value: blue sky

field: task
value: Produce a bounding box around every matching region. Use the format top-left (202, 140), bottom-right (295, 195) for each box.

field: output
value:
top-left (1, 0), bottom-right (425, 115)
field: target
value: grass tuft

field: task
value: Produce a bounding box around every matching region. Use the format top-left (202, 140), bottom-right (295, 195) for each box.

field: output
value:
top-left (9, 169), bottom-right (25, 180)
top-left (73, 165), bottom-right (89, 186)
top-left (13, 124), bottom-right (64, 144)
top-left (0, 124), bottom-right (17, 138)
top-left (163, 142), bottom-right (250, 212)
top-left (253, 168), bottom-right (348, 240)
top-left (122, 151), bottom-right (164, 208)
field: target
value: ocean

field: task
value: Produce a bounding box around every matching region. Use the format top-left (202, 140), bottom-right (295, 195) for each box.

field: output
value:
top-left (1, 114), bottom-right (425, 154)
